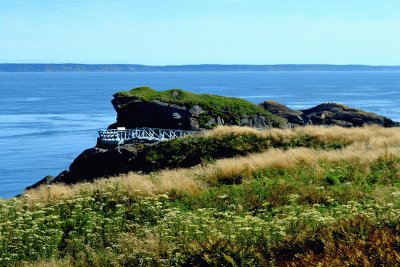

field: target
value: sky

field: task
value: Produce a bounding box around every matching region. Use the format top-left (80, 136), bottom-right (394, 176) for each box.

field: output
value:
top-left (0, 0), bottom-right (400, 65)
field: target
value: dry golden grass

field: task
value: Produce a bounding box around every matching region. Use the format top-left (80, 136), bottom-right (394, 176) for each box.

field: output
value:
top-left (195, 125), bottom-right (400, 184)
top-left (19, 259), bottom-right (71, 267)
top-left (200, 125), bottom-right (261, 137)
top-left (25, 168), bottom-right (206, 205)
top-left (24, 125), bottom-right (400, 204)
top-left (202, 124), bottom-right (398, 145)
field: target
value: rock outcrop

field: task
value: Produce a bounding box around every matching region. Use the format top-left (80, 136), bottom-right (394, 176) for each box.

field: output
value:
top-left (260, 101), bottom-right (307, 125)
top-left (29, 143), bottom-right (151, 187)
top-left (109, 87), bottom-right (286, 130)
top-left (261, 101), bottom-right (399, 127)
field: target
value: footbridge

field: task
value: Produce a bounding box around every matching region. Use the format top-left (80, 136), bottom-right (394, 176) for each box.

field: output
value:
top-left (98, 127), bottom-right (193, 145)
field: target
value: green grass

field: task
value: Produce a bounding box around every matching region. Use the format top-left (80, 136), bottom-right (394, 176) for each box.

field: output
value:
top-left (1, 127), bottom-right (399, 266)
top-left (115, 87), bottom-right (286, 127)
top-left (0, 156), bottom-right (399, 266)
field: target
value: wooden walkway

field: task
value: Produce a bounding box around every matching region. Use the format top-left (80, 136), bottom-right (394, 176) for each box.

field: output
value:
top-left (98, 128), bottom-right (192, 145)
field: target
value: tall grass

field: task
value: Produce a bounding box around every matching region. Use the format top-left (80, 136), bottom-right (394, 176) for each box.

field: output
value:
top-left (1, 125), bottom-right (399, 266)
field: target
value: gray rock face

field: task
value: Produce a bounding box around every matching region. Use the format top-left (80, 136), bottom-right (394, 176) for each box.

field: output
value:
top-left (261, 101), bottom-right (306, 125)
top-left (48, 144), bottom-right (149, 185)
top-left (109, 98), bottom-right (194, 130)
top-left (261, 101), bottom-right (399, 127)
top-left (239, 115), bottom-right (272, 128)
top-left (109, 95), bottom-right (281, 130)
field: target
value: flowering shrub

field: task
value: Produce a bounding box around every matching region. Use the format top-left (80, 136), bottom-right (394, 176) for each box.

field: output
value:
top-left (1, 175), bottom-right (400, 266)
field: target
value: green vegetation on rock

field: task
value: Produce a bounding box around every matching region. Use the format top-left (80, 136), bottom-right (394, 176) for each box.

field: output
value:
top-left (115, 86), bottom-right (286, 126)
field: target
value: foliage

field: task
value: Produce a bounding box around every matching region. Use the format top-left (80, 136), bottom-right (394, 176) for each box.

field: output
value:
top-left (1, 126), bottom-right (400, 266)
top-left (137, 132), bottom-right (349, 172)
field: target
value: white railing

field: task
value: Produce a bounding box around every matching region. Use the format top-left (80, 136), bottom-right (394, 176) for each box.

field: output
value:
top-left (98, 128), bottom-right (192, 145)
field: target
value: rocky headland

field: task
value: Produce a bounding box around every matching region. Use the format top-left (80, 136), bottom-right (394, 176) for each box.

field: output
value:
top-left (27, 87), bottom-right (399, 190)
top-left (108, 86), bottom-right (286, 130)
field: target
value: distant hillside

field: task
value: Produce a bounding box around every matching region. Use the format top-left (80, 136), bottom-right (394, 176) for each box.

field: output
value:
top-left (1, 63), bottom-right (400, 72)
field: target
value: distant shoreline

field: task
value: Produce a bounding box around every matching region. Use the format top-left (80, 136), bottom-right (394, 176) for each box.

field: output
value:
top-left (1, 63), bottom-right (400, 72)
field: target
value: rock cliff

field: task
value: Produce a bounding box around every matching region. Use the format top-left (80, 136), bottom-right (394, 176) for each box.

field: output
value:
top-left (108, 87), bottom-right (286, 130)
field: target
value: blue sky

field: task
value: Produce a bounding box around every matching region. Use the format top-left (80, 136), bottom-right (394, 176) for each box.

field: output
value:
top-left (1, 0), bottom-right (399, 65)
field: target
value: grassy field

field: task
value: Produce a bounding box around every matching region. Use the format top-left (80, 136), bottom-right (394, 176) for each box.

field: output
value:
top-left (1, 126), bottom-right (400, 266)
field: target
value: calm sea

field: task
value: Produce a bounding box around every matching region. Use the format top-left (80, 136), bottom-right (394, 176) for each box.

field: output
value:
top-left (1, 71), bottom-right (400, 198)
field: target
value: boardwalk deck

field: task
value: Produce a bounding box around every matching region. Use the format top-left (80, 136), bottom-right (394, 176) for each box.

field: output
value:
top-left (98, 128), bottom-right (192, 145)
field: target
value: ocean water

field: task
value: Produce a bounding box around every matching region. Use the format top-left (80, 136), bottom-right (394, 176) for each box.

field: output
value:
top-left (0, 71), bottom-right (399, 198)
